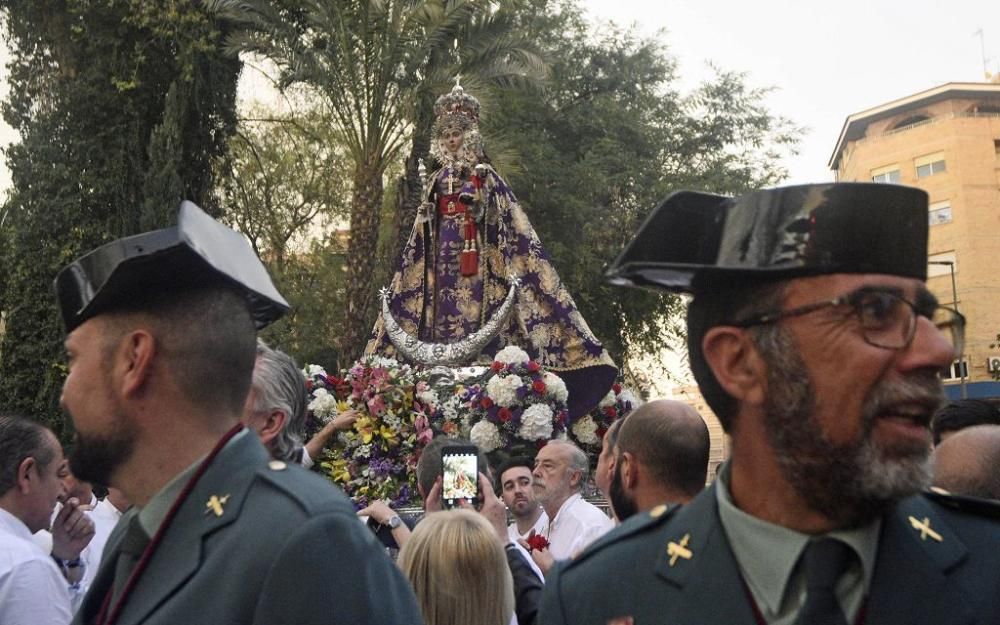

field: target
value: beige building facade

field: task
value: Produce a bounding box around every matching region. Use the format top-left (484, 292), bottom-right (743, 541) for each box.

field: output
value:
top-left (830, 82), bottom-right (1000, 399)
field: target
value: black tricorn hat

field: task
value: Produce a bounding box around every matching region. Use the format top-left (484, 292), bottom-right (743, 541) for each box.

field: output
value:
top-left (55, 201), bottom-right (289, 332)
top-left (607, 183), bottom-right (929, 293)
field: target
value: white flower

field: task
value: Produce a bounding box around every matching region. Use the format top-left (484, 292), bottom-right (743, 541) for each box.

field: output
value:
top-left (571, 416), bottom-right (600, 445)
top-left (308, 391), bottom-right (339, 421)
top-left (417, 389), bottom-right (438, 407)
top-left (543, 372), bottom-right (569, 403)
top-left (519, 404), bottom-right (554, 441)
top-left (486, 374), bottom-right (523, 407)
top-left (470, 421), bottom-right (503, 453)
top-left (305, 364), bottom-right (327, 378)
top-left (598, 390), bottom-right (616, 409)
top-left (494, 345), bottom-right (530, 366)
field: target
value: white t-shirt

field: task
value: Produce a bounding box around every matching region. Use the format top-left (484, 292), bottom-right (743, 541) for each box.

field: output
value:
top-left (507, 509), bottom-right (549, 543)
top-left (544, 493), bottom-right (613, 560)
top-left (0, 507), bottom-right (73, 625)
top-left (82, 497), bottom-right (125, 587)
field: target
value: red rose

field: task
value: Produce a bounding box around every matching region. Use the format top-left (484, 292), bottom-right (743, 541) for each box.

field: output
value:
top-left (612, 383), bottom-right (622, 394)
top-left (305, 380), bottom-right (313, 391)
top-left (596, 426), bottom-right (608, 439)
top-left (491, 361), bottom-right (505, 372)
top-left (532, 380), bottom-right (546, 394)
top-left (603, 406), bottom-right (617, 418)
top-left (481, 396), bottom-right (495, 409)
top-left (498, 407), bottom-right (513, 422)
top-left (525, 533), bottom-right (550, 552)
top-left (527, 361), bottom-right (541, 372)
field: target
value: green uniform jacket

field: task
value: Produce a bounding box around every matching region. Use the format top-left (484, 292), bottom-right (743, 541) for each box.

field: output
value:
top-left (72, 432), bottom-right (423, 625)
top-left (540, 483), bottom-right (1000, 625)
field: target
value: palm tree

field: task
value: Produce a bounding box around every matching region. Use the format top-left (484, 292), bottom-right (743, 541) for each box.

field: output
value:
top-left (210, 0), bottom-right (546, 361)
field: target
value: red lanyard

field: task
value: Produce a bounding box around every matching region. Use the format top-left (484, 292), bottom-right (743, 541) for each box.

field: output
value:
top-left (95, 423), bottom-right (245, 625)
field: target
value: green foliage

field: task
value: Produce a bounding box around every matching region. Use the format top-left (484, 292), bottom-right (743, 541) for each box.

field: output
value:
top-left (0, 0), bottom-right (239, 432)
top-left (487, 4), bottom-right (800, 369)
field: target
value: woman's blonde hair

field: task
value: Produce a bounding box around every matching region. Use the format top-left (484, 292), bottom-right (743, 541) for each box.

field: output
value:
top-left (398, 510), bottom-right (514, 625)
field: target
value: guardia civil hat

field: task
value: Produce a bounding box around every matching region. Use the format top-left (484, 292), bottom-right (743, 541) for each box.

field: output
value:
top-left (606, 183), bottom-right (929, 293)
top-left (55, 201), bottom-right (289, 332)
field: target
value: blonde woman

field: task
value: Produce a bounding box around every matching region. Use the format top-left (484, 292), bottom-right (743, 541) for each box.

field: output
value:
top-left (398, 510), bottom-right (515, 625)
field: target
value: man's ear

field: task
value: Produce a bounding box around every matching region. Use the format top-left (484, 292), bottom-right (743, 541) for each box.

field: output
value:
top-left (118, 330), bottom-right (157, 399)
top-left (256, 410), bottom-right (288, 446)
top-left (620, 452), bottom-right (638, 489)
top-left (16, 457), bottom-right (36, 494)
top-left (702, 326), bottom-right (767, 408)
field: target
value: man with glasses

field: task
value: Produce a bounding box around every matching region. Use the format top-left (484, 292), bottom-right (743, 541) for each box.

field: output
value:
top-left (540, 183), bottom-right (999, 625)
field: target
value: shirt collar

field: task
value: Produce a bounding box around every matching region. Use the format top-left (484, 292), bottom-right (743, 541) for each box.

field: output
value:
top-left (137, 428), bottom-right (248, 536)
top-left (0, 506), bottom-right (34, 542)
top-left (715, 462), bottom-right (880, 616)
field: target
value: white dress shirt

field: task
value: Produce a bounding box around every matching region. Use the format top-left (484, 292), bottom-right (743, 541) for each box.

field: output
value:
top-left (80, 497), bottom-right (125, 589)
top-left (507, 509), bottom-right (549, 543)
top-left (544, 493), bottom-right (613, 560)
top-left (0, 507), bottom-right (73, 625)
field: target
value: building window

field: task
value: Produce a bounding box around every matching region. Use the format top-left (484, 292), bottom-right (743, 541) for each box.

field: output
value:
top-left (927, 251), bottom-right (957, 278)
top-left (871, 165), bottom-right (900, 184)
top-left (928, 200), bottom-right (952, 225)
top-left (915, 152), bottom-right (946, 179)
top-left (941, 360), bottom-right (968, 381)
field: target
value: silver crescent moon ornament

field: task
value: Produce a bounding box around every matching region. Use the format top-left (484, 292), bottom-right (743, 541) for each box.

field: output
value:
top-left (381, 278), bottom-right (520, 366)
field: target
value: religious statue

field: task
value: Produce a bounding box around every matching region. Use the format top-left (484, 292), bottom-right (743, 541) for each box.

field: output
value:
top-left (367, 84), bottom-right (616, 417)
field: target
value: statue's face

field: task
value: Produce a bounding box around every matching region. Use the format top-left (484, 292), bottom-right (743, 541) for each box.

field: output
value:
top-left (441, 127), bottom-right (464, 155)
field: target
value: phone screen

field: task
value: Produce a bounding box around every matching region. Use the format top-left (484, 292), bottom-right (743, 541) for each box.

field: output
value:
top-left (442, 446), bottom-right (479, 509)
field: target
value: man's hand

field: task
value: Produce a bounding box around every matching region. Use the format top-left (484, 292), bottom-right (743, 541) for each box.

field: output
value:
top-left (425, 476), bottom-right (443, 512)
top-left (463, 473), bottom-right (508, 543)
top-left (330, 409), bottom-right (358, 432)
top-left (51, 497), bottom-right (95, 561)
top-left (518, 530), bottom-right (555, 575)
top-left (356, 500), bottom-right (397, 525)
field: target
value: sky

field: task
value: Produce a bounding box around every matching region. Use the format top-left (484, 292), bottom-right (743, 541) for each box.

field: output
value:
top-left (3, 1), bottom-right (1000, 192)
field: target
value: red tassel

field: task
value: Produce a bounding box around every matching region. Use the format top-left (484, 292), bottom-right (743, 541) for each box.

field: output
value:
top-left (460, 249), bottom-right (478, 276)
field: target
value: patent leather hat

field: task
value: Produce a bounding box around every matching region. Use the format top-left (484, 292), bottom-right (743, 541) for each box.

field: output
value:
top-left (606, 183), bottom-right (929, 294)
top-left (55, 201), bottom-right (289, 332)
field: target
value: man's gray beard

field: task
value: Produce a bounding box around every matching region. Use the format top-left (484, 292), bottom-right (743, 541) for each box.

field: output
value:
top-left (757, 327), bottom-right (941, 528)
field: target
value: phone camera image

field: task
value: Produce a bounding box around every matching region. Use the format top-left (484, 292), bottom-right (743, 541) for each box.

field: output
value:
top-left (442, 448), bottom-right (479, 509)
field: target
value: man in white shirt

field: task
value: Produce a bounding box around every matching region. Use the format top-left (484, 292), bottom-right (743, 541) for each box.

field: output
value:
top-left (523, 440), bottom-right (612, 574)
top-left (0, 415), bottom-right (93, 625)
top-left (498, 457), bottom-right (548, 544)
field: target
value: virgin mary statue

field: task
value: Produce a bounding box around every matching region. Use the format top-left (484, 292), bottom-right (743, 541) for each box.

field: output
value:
top-left (366, 84), bottom-right (616, 417)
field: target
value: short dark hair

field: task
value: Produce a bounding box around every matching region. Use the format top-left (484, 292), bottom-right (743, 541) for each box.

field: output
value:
top-left (932, 400), bottom-right (1000, 445)
top-left (104, 286), bottom-right (257, 416)
top-left (495, 456), bottom-right (533, 491)
top-left (415, 436), bottom-right (490, 499)
top-left (0, 415), bottom-right (58, 497)
top-left (687, 279), bottom-right (786, 430)
top-left (616, 402), bottom-right (710, 497)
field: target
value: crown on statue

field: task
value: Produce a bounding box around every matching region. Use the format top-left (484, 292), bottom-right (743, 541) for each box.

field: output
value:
top-left (433, 84), bottom-right (481, 135)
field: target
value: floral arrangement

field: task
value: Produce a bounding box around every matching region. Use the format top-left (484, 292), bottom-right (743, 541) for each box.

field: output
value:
top-left (463, 346), bottom-right (570, 454)
top-left (568, 382), bottom-right (642, 452)
top-left (311, 356), bottom-right (434, 509)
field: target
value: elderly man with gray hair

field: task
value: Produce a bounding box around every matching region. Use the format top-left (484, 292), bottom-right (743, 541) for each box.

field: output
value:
top-left (522, 440), bottom-right (613, 575)
top-left (243, 340), bottom-right (356, 466)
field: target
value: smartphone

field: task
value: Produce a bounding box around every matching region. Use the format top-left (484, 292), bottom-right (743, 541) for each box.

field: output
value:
top-left (441, 445), bottom-right (480, 509)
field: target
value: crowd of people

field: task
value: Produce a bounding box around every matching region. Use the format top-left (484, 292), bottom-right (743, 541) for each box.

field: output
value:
top-left (3, 120), bottom-right (1000, 624)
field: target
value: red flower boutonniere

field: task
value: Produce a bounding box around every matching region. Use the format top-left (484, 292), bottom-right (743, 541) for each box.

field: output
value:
top-left (525, 533), bottom-right (550, 552)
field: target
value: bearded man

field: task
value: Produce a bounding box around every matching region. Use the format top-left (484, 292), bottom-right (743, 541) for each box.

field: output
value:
top-left (540, 183), bottom-right (1000, 625)
top-left (56, 202), bottom-right (420, 625)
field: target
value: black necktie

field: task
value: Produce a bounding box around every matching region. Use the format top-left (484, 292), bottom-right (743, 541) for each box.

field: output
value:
top-left (794, 538), bottom-right (853, 625)
top-left (110, 516), bottom-right (151, 606)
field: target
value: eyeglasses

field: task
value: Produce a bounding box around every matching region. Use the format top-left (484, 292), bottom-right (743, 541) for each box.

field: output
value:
top-left (733, 287), bottom-right (965, 357)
